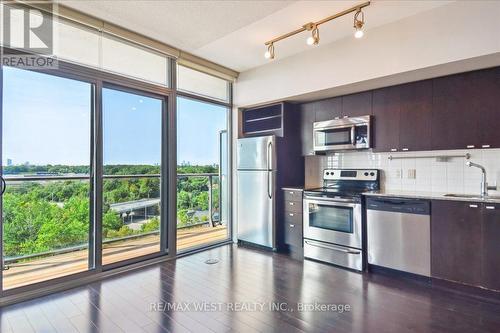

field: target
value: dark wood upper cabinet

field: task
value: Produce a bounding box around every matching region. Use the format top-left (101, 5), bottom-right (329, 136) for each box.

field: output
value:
top-left (315, 97), bottom-right (342, 121)
top-left (474, 67), bottom-right (500, 149)
top-left (342, 91), bottom-right (372, 117)
top-left (240, 102), bottom-right (284, 137)
top-left (482, 203), bottom-right (500, 291)
top-left (294, 66), bottom-right (500, 154)
top-left (431, 200), bottom-right (482, 286)
top-left (299, 102), bottom-right (315, 156)
top-left (432, 72), bottom-right (479, 150)
top-left (372, 86), bottom-right (400, 152)
top-left (399, 80), bottom-right (433, 152)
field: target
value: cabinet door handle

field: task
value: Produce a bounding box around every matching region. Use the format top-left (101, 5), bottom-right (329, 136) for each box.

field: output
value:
top-left (390, 148), bottom-right (397, 152)
top-left (402, 148), bottom-right (409, 151)
top-left (469, 204), bottom-right (479, 208)
top-left (289, 224), bottom-right (295, 228)
top-left (482, 145), bottom-right (491, 148)
top-left (289, 191), bottom-right (294, 195)
top-left (467, 145), bottom-right (475, 149)
top-left (289, 213), bottom-right (294, 217)
top-left (289, 202), bottom-right (294, 206)
top-left (485, 206), bottom-right (495, 210)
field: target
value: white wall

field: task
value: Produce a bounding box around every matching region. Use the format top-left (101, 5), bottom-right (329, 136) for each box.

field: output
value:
top-left (234, 1), bottom-right (500, 107)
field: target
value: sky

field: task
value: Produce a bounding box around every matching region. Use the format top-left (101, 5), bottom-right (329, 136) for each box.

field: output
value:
top-left (2, 67), bottom-right (227, 167)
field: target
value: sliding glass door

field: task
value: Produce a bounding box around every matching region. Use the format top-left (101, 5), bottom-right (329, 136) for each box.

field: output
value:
top-left (0, 66), bottom-right (170, 291)
top-left (1, 67), bottom-right (93, 290)
top-left (176, 97), bottom-right (229, 251)
top-left (101, 87), bottom-right (166, 266)
top-left (0, 58), bottom-right (230, 296)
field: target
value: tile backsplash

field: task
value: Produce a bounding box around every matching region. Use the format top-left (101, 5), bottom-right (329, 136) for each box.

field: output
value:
top-left (306, 149), bottom-right (500, 195)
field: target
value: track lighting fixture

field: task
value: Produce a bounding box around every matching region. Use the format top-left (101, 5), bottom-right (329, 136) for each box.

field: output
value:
top-left (263, 1), bottom-right (370, 59)
top-left (353, 8), bottom-right (365, 39)
top-left (305, 23), bottom-right (320, 46)
top-left (304, 23), bottom-right (319, 45)
top-left (264, 43), bottom-right (275, 60)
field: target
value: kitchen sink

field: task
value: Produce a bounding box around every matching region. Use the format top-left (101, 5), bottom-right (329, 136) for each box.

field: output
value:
top-left (444, 193), bottom-right (500, 200)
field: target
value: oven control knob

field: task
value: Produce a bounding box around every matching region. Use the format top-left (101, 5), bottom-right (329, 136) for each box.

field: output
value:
top-left (326, 172), bottom-right (330, 175)
top-left (370, 172), bottom-right (375, 176)
top-left (364, 172), bottom-right (369, 176)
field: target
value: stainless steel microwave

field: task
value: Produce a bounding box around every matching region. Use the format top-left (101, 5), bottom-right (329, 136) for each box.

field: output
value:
top-left (313, 115), bottom-right (371, 152)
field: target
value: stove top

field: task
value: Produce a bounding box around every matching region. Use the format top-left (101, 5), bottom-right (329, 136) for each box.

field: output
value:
top-left (304, 169), bottom-right (380, 201)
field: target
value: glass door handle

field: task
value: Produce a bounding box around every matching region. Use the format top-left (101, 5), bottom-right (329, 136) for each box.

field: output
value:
top-left (0, 176), bottom-right (6, 195)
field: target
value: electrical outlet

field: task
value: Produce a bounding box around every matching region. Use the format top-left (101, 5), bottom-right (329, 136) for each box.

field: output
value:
top-left (407, 169), bottom-right (416, 179)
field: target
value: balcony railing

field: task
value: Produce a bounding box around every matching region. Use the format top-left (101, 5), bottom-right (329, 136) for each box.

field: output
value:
top-left (2, 172), bottom-right (222, 266)
top-left (176, 173), bottom-right (221, 228)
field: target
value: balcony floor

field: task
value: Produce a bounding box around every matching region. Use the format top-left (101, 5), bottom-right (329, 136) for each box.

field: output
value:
top-left (3, 225), bottom-right (228, 290)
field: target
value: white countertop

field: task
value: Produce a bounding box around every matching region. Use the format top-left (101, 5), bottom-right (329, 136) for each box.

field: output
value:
top-left (363, 190), bottom-right (500, 204)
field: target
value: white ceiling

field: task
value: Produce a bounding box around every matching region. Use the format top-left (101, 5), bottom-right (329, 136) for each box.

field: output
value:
top-left (59, 0), bottom-right (452, 72)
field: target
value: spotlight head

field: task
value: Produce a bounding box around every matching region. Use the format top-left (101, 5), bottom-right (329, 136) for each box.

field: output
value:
top-left (353, 8), bottom-right (365, 39)
top-left (305, 25), bottom-right (320, 46)
top-left (264, 43), bottom-right (275, 59)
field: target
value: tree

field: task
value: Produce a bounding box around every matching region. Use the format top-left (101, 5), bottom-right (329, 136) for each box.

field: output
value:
top-left (141, 218), bottom-right (159, 232)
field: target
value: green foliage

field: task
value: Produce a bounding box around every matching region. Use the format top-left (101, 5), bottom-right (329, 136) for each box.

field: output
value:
top-left (141, 217), bottom-right (160, 232)
top-left (107, 226), bottom-right (135, 239)
top-left (103, 211), bottom-right (122, 238)
top-left (2, 164), bottom-right (219, 258)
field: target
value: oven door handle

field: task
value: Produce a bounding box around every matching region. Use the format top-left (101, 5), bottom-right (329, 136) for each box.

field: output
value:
top-left (304, 196), bottom-right (356, 203)
top-left (304, 198), bottom-right (357, 208)
top-left (305, 240), bottom-right (361, 255)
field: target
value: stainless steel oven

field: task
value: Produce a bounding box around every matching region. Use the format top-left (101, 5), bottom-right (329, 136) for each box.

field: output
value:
top-left (303, 197), bottom-right (362, 249)
top-left (302, 168), bottom-right (379, 271)
top-left (303, 196), bottom-right (363, 271)
top-left (313, 115), bottom-right (371, 152)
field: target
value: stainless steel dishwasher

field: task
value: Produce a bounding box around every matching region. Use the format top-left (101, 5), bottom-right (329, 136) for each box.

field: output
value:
top-left (366, 197), bottom-right (431, 277)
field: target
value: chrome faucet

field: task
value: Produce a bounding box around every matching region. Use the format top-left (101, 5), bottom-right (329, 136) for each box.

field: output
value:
top-left (466, 161), bottom-right (495, 197)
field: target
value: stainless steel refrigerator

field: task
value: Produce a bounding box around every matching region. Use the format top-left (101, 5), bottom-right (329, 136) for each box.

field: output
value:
top-left (237, 136), bottom-right (276, 249)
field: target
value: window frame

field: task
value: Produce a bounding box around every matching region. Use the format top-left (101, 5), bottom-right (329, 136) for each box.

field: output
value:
top-left (175, 94), bottom-right (232, 254)
top-left (0, 47), bottom-right (233, 303)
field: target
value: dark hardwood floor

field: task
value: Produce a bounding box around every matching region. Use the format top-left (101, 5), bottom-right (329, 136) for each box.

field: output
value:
top-left (2, 244), bottom-right (500, 333)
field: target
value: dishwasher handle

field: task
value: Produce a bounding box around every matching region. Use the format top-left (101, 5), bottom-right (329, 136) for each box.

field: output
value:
top-left (366, 197), bottom-right (430, 215)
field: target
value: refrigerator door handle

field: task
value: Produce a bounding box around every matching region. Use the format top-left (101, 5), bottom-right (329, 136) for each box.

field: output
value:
top-left (267, 171), bottom-right (272, 199)
top-left (267, 140), bottom-right (272, 171)
top-left (267, 140), bottom-right (273, 199)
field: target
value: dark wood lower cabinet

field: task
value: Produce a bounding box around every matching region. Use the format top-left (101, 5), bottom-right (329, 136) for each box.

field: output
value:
top-left (482, 203), bottom-right (500, 291)
top-left (432, 200), bottom-right (500, 291)
top-left (283, 212), bottom-right (302, 248)
top-left (431, 200), bottom-right (482, 286)
top-left (281, 189), bottom-right (303, 259)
